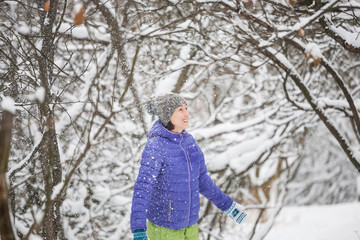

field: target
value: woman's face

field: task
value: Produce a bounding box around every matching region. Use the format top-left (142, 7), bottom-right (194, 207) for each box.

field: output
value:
top-left (169, 103), bottom-right (189, 133)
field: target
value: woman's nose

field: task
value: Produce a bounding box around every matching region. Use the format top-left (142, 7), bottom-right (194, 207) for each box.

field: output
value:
top-left (184, 109), bottom-right (189, 118)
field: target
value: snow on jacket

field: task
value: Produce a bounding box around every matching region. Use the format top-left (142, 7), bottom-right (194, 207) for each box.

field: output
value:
top-left (130, 120), bottom-right (233, 232)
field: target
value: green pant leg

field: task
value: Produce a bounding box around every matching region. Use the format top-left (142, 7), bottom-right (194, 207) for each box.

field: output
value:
top-left (147, 221), bottom-right (186, 240)
top-left (184, 224), bottom-right (199, 240)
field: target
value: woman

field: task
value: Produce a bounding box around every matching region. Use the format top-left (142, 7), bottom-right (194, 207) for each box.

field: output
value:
top-left (131, 93), bottom-right (246, 240)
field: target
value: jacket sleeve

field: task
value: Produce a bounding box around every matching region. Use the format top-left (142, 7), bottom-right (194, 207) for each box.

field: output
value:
top-left (130, 139), bottom-right (163, 232)
top-left (199, 151), bottom-right (233, 211)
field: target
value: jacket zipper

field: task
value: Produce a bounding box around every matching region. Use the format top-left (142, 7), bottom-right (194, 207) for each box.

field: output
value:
top-left (168, 199), bottom-right (172, 221)
top-left (180, 134), bottom-right (192, 225)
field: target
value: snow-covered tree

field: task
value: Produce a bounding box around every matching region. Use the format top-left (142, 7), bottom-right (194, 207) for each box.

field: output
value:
top-left (0, 0), bottom-right (359, 239)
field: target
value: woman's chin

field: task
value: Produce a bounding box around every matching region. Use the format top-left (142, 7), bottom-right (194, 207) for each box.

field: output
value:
top-left (182, 122), bottom-right (189, 129)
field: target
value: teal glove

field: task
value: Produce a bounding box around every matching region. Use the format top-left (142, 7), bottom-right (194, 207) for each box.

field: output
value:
top-left (133, 229), bottom-right (148, 240)
top-left (225, 202), bottom-right (247, 224)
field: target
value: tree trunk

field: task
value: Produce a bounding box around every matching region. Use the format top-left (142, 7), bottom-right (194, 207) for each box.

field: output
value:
top-left (37, 0), bottom-right (64, 238)
top-left (39, 118), bottom-right (64, 240)
top-left (0, 110), bottom-right (16, 240)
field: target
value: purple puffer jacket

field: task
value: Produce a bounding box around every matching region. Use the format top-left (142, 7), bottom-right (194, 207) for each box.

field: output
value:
top-left (130, 120), bottom-right (233, 232)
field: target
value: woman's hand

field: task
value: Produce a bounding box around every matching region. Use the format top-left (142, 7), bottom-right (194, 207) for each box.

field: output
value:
top-left (225, 202), bottom-right (247, 224)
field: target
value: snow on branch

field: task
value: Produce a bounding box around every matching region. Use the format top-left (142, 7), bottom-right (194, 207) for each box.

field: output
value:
top-left (192, 108), bottom-right (278, 140)
top-left (262, 42), bottom-right (360, 173)
top-left (319, 17), bottom-right (360, 53)
top-left (1, 96), bottom-right (16, 115)
top-left (206, 126), bottom-right (285, 173)
top-left (327, 24), bottom-right (360, 48)
top-left (288, 38), bottom-right (360, 138)
top-left (279, 0), bottom-right (341, 38)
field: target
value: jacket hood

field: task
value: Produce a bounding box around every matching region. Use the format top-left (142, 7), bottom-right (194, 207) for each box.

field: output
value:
top-left (147, 120), bottom-right (189, 143)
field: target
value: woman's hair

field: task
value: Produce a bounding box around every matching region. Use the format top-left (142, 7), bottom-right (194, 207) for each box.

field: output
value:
top-left (165, 121), bottom-right (175, 131)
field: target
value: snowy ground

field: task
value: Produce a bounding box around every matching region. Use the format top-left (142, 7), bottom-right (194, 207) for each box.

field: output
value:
top-left (265, 202), bottom-right (360, 240)
top-left (220, 202), bottom-right (360, 240)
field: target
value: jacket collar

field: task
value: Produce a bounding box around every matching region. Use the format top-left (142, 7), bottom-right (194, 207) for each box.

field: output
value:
top-left (147, 120), bottom-right (188, 143)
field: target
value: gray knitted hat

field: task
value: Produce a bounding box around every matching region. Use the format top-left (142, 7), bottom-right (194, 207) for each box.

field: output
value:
top-left (145, 93), bottom-right (186, 126)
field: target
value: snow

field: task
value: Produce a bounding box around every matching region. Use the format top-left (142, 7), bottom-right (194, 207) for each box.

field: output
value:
top-left (264, 202), bottom-right (360, 240)
top-left (277, 0), bottom-right (341, 39)
top-left (58, 23), bottom-right (110, 43)
top-left (177, 19), bottom-right (192, 29)
top-left (196, 0), bottom-right (237, 8)
top-left (27, 87), bottom-right (46, 103)
top-left (4, 0), bottom-right (360, 239)
top-left (99, 0), bottom-right (117, 19)
top-left (16, 21), bottom-right (30, 35)
top-left (1, 96), bottom-right (16, 114)
top-left (35, 39), bottom-right (43, 51)
top-left (328, 24), bottom-right (360, 48)
top-left (192, 108), bottom-right (278, 140)
top-left (28, 235), bottom-right (43, 240)
top-left (73, 3), bottom-right (84, 14)
top-left (229, 133), bottom-right (277, 173)
top-left (155, 44), bottom-right (192, 95)
top-left (221, 203), bottom-right (360, 240)
top-left (7, 136), bottom-right (43, 178)
top-left (5, 0), bottom-right (18, 20)
top-left (305, 43), bottom-right (322, 59)
top-left (55, 45), bottom-right (113, 135)
top-left (317, 97), bottom-right (360, 110)
top-left (51, 182), bottom-right (64, 200)
top-left (266, 47), bottom-right (301, 78)
top-left (205, 127), bottom-right (283, 173)
top-left (62, 186), bottom-right (87, 214)
top-left (357, 176), bottom-right (360, 199)
top-left (44, 17), bottom-right (50, 26)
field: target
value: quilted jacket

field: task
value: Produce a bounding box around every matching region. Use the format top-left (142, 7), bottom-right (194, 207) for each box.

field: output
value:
top-left (130, 120), bottom-right (233, 232)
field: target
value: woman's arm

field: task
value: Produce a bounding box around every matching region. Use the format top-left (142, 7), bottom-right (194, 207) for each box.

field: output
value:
top-left (198, 151), bottom-right (247, 224)
top-left (130, 140), bottom-right (163, 232)
top-left (198, 153), bottom-right (233, 211)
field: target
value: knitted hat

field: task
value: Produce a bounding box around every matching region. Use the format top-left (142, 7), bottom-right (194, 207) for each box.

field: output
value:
top-left (145, 93), bottom-right (186, 126)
